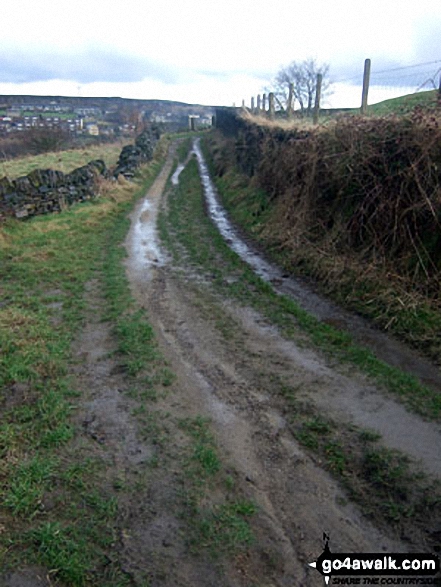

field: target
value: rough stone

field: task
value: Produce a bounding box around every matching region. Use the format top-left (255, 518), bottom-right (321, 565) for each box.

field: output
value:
top-left (0, 129), bottom-right (160, 221)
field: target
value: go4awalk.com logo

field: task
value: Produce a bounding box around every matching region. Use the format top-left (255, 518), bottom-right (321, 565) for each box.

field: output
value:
top-left (308, 534), bottom-right (440, 585)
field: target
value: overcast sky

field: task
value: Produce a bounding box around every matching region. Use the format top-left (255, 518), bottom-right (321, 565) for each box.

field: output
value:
top-left (1, 0), bottom-right (440, 108)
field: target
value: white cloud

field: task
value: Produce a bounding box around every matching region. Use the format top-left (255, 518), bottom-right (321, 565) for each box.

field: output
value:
top-left (0, 0), bottom-right (440, 106)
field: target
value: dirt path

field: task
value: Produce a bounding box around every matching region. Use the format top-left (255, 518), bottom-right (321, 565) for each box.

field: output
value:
top-left (4, 141), bottom-right (439, 587)
top-left (19, 143), bottom-right (434, 587)
top-left (112, 143), bottom-right (440, 585)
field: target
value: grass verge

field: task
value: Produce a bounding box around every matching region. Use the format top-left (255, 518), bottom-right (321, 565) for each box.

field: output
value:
top-left (0, 137), bottom-right (168, 585)
top-left (204, 131), bottom-right (441, 365)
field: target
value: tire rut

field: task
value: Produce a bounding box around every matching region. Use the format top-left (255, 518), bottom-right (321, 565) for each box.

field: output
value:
top-left (127, 261), bottom-right (406, 585)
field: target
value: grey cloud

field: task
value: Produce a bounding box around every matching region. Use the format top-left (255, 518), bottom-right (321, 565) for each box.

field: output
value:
top-left (331, 55), bottom-right (440, 89)
top-left (331, 58), bottom-right (401, 86)
top-left (0, 47), bottom-right (179, 84)
top-left (413, 18), bottom-right (441, 63)
top-left (331, 17), bottom-right (441, 90)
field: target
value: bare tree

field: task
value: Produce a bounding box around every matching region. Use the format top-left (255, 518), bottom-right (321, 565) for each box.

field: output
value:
top-left (118, 104), bottom-right (146, 133)
top-left (273, 58), bottom-right (331, 116)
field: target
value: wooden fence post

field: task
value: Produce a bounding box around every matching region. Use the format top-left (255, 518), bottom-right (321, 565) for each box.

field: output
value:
top-left (361, 58), bottom-right (371, 115)
top-left (313, 73), bottom-right (322, 125)
top-left (287, 83), bottom-right (294, 118)
top-left (269, 93), bottom-right (275, 119)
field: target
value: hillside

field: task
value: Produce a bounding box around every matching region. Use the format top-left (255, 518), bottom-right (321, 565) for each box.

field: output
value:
top-left (366, 89), bottom-right (438, 116)
top-left (0, 94), bottom-right (214, 120)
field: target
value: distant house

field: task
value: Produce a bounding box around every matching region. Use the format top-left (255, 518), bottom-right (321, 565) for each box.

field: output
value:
top-left (6, 108), bottom-right (21, 118)
top-left (76, 107), bottom-right (101, 117)
top-left (86, 123), bottom-right (99, 136)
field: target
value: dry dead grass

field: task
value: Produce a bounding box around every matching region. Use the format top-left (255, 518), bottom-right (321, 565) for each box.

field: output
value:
top-left (0, 230), bottom-right (9, 248)
top-left (240, 109), bottom-right (335, 131)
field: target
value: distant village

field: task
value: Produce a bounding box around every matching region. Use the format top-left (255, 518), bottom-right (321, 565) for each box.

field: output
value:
top-left (0, 96), bottom-right (215, 137)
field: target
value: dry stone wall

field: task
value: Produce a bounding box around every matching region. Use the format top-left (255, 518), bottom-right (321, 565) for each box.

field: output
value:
top-left (0, 128), bottom-right (159, 221)
top-left (113, 127), bottom-right (159, 179)
top-left (0, 161), bottom-right (107, 220)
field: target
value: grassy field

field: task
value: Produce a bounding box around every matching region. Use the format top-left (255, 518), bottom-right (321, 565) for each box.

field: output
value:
top-left (0, 141), bottom-right (126, 179)
top-left (366, 89), bottom-right (438, 116)
top-left (244, 89), bottom-right (439, 128)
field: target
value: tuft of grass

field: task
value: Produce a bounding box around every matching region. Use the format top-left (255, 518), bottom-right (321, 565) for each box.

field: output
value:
top-left (180, 416), bottom-right (222, 480)
top-left (4, 456), bottom-right (57, 517)
top-left (28, 522), bottom-right (92, 585)
top-left (115, 310), bottom-right (159, 375)
top-left (193, 501), bottom-right (256, 553)
top-left (291, 407), bottom-right (441, 534)
top-left (178, 416), bottom-right (256, 557)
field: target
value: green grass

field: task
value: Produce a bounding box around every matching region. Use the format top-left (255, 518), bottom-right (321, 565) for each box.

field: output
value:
top-left (100, 158), bottom-right (172, 386)
top-left (0, 141), bottom-right (125, 179)
top-left (4, 456), bottom-right (57, 517)
top-left (0, 138), bottom-right (169, 585)
top-left (178, 416), bottom-right (256, 556)
top-left (366, 89), bottom-right (438, 116)
top-left (193, 501), bottom-right (256, 552)
top-left (180, 416), bottom-right (222, 479)
top-left (28, 522), bottom-right (93, 585)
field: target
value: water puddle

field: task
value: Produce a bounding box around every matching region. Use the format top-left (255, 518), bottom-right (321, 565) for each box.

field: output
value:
top-left (191, 138), bottom-right (441, 394)
top-left (126, 154), bottom-right (175, 280)
top-left (130, 198), bottom-right (164, 273)
top-left (171, 163), bottom-right (186, 186)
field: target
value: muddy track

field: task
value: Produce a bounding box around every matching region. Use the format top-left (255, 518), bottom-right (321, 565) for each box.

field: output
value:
top-left (118, 142), bottom-right (441, 585)
top-left (10, 143), bottom-right (433, 587)
top-left (4, 143), bottom-right (439, 587)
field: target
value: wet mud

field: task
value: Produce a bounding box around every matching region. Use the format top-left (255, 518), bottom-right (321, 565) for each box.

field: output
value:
top-left (192, 138), bottom-right (441, 395)
top-left (126, 222), bottom-right (401, 585)
top-left (121, 142), bottom-right (440, 583)
top-left (13, 143), bottom-right (435, 587)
